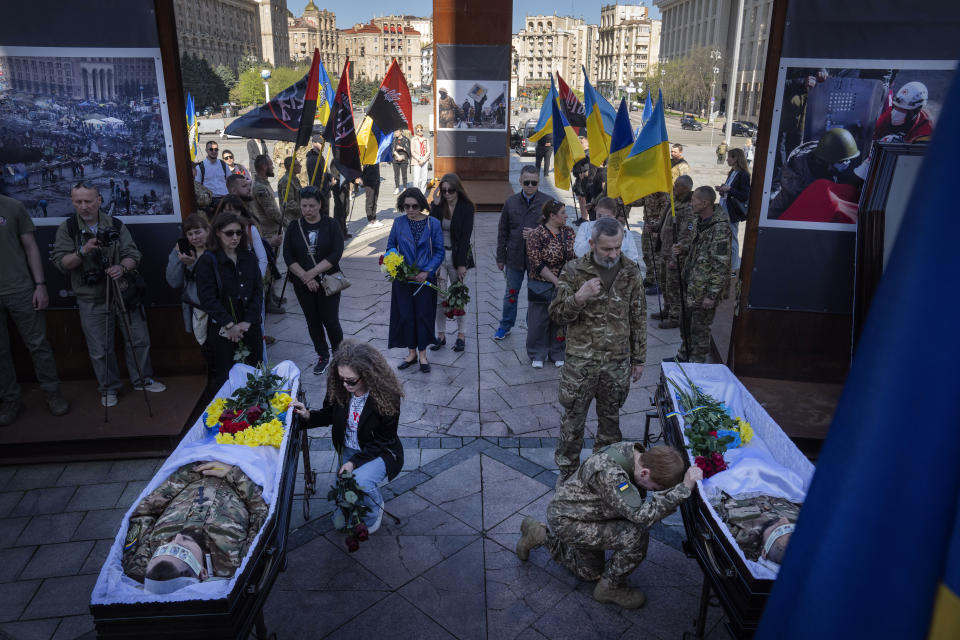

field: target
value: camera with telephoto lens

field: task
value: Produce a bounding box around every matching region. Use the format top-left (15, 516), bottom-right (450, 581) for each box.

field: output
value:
top-left (96, 225), bottom-right (121, 246)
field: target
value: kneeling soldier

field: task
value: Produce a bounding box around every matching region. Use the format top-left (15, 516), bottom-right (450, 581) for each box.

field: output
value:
top-left (516, 443), bottom-right (701, 608)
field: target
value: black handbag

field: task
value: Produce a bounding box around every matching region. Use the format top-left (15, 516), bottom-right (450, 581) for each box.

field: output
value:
top-left (527, 279), bottom-right (556, 304)
top-left (727, 197), bottom-right (748, 223)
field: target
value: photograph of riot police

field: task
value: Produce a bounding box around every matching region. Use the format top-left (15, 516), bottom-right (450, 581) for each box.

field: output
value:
top-left (435, 80), bottom-right (508, 130)
top-left (50, 182), bottom-right (166, 409)
top-left (766, 64), bottom-right (951, 226)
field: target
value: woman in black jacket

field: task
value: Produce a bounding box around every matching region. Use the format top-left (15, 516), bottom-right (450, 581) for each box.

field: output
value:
top-left (429, 173), bottom-right (475, 352)
top-left (283, 186), bottom-right (345, 375)
top-left (717, 147), bottom-right (751, 273)
top-left (291, 341), bottom-right (404, 534)
top-left (194, 211), bottom-right (264, 391)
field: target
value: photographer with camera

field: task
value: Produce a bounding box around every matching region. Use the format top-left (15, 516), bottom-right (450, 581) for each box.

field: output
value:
top-left (52, 183), bottom-right (166, 408)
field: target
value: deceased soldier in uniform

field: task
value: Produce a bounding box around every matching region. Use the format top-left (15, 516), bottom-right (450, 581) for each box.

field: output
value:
top-left (122, 461), bottom-right (268, 594)
top-left (714, 493), bottom-right (800, 565)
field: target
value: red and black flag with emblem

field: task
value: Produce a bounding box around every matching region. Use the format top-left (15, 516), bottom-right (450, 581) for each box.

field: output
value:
top-left (322, 59), bottom-right (362, 181)
top-left (365, 59), bottom-right (413, 134)
top-left (223, 49), bottom-right (324, 142)
top-left (556, 72), bottom-right (587, 130)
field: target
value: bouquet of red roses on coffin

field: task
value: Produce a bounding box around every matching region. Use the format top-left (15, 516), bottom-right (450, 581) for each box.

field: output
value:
top-left (201, 364), bottom-right (293, 448)
top-left (667, 365), bottom-right (754, 477)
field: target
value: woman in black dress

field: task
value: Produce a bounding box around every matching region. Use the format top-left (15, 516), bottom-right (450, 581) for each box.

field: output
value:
top-left (429, 173), bottom-right (475, 352)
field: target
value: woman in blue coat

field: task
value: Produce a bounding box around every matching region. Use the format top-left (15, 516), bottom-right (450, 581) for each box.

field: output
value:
top-left (387, 188), bottom-right (444, 373)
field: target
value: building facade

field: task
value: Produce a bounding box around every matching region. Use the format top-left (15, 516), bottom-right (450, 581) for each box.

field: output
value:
top-left (340, 19), bottom-right (421, 83)
top-left (512, 15), bottom-right (597, 91)
top-left (597, 3), bottom-right (661, 96)
top-left (257, 0), bottom-right (290, 67)
top-left (1, 56), bottom-right (157, 101)
top-left (173, 0), bottom-right (261, 71)
top-left (656, 0), bottom-right (773, 120)
top-left (288, 1), bottom-right (340, 71)
top-left (420, 43), bottom-right (433, 89)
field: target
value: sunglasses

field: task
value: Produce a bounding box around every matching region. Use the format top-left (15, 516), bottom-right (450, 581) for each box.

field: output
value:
top-left (342, 376), bottom-right (361, 386)
top-left (440, 188), bottom-right (456, 194)
top-left (220, 229), bottom-right (243, 237)
top-left (222, 155), bottom-right (233, 160)
top-left (208, 147), bottom-right (219, 152)
top-left (522, 180), bottom-right (538, 186)
top-left (402, 203), bottom-right (421, 211)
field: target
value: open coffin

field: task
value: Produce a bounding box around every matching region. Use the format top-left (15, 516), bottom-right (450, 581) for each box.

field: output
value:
top-left (90, 361), bottom-right (302, 639)
top-left (657, 363), bottom-right (816, 637)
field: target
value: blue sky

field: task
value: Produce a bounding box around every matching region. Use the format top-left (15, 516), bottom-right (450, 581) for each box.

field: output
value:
top-left (287, 1), bottom-right (660, 30)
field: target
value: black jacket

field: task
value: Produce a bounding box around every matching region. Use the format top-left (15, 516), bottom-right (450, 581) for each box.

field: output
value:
top-left (307, 393), bottom-right (403, 479)
top-left (194, 248), bottom-right (263, 327)
top-left (282, 216), bottom-right (344, 277)
top-left (429, 198), bottom-right (475, 268)
top-left (496, 190), bottom-right (552, 271)
top-left (361, 163), bottom-right (380, 188)
top-left (725, 169), bottom-right (751, 202)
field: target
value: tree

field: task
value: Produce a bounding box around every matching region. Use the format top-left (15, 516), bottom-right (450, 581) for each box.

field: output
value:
top-left (238, 55), bottom-right (266, 75)
top-left (229, 63), bottom-right (314, 108)
top-left (180, 53), bottom-right (228, 110)
top-left (350, 79), bottom-right (379, 107)
top-left (214, 65), bottom-right (237, 92)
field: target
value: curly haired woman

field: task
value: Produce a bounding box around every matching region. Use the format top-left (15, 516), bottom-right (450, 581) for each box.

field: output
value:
top-left (290, 340), bottom-right (404, 533)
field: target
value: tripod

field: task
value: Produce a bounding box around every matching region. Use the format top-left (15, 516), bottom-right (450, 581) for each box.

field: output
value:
top-left (103, 270), bottom-right (154, 422)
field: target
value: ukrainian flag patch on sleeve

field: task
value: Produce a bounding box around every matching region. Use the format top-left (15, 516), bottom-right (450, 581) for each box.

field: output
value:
top-left (617, 482), bottom-right (629, 492)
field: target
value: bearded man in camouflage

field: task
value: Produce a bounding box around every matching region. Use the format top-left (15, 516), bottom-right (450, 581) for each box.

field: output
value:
top-left (517, 443), bottom-right (702, 608)
top-left (549, 217), bottom-right (646, 481)
top-left (122, 462), bottom-right (268, 594)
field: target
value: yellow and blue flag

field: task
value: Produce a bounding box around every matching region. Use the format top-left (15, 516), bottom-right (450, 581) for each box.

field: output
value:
top-left (185, 93), bottom-right (201, 163)
top-left (605, 98), bottom-right (635, 200)
top-left (316, 55), bottom-right (335, 132)
top-left (582, 66), bottom-right (617, 167)
top-left (641, 92), bottom-right (653, 126)
top-left (356, 116), bottom-right (394, 166)
top-left (756, 72), bottom-right (960, 640)
top-left (618, 90), bottom-right (671, 205)
top-left (550, 98), bottom-right (584, 191)
top-left (528, 75), bottom-right (558, 143)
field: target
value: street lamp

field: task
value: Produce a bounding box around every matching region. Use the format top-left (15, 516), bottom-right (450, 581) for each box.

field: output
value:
top-left (708, 50), bottom-right (721, 148)
top-left (261, 69), bottom-right (272, 102)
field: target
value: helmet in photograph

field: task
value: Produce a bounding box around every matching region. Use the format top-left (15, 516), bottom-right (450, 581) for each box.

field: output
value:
top-left (892, 81), bottom-right (928, 110)
top-left (814, 128), bottom-right (860, 163)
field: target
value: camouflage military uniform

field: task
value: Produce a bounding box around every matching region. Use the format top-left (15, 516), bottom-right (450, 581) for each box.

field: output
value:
top-left (122, 464), bottom-right (268, 582)
top-left (679, 205), bottom-right (731, 362)
top-left (276, 172), bottom-right (302, 225)
top-left (271, 141), bottom-right (309, 185)
top-left (549, 254), bottom-right (646, 477)
top-left (437, 94), bottom-right (462, 128)
top-left (252, 176), bottom-right (283, 240)
top-left (639, 191), bottom-right (669, 287)
top-left (546, 442), bottom-right (691, 584)
top-left (193, 180), bottom-right (213, 213)
top-left (656, 191), bottom-right (696, 323)
top-left (713, 494), bottom-right (801, 561)
top-left (671, 157), bottom-right (690, 181)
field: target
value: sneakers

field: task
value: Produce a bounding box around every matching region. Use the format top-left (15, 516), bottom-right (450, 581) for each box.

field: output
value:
top-left (516, 516), bottom-right (548, 561)
top-left (0, 400), bottom-right (21, 426)
top-left (101, 393), bottom-right (118, 407)
top-left (313, 355), bottom-right (329, 375)
top-left (554, 360), bottom-right (564, 368)
top-left (45, 391), bottom-right (70, 417)
top-left (367, 496), bottom-right (385, 534)
top-left (593, 578), bottom-right (646, 609)
top-left (133, 379), bottom-right (167, 393)
top-left (493, 327), bottom-right (511, 340)
top-left (393, 187), bottom-right (400, 195)
top-left (531, 360), bottom-right (544, 369)
top-left (368, 220), bottom-right (384, 229)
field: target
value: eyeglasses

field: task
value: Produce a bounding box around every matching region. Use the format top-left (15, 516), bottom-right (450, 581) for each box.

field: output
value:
top-left (208, 147), bottom-right (218, 153)
top-left (440, 188), bottom-right (456, 194)
top-left (222, 155), bottom-right (233, 160)
top-left (342, 376), bottom-right (361, 386)
top-left (220, 229), bottom-right (243, 237)
top-left (402, 203), bottom-right (421, 211)
top-left (522, 180), bottom-right (538, 186)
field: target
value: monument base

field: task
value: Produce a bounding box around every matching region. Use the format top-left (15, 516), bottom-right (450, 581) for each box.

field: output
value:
top-left (462, 179), bottom-right (515, 212)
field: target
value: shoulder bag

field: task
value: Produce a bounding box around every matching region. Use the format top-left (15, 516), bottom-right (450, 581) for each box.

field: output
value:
top-left (297, 218), bottom-right (351, 296)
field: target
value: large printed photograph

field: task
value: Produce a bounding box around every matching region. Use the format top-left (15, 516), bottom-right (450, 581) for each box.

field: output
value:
top-left (435, 79), bottom-right (507, 131)
top-left (760, 59), bottom-right (955, 231)
top-left (0, 47), bottom-right (180, 224)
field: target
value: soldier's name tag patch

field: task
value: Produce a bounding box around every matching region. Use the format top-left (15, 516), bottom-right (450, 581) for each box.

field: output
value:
top-left (617, 482), bottom-right (630, 492)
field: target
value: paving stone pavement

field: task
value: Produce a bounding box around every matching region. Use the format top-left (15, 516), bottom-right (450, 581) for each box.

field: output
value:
top-left (0, 139), bottom-right (738, 639)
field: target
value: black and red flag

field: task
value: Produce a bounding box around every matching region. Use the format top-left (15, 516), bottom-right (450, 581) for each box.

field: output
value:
top-left (322, 59), bottom-right (362, 181)
top-left (556, 72), bottom-right (587, 130)
top-left (223, 49), bottom-right (324, 142)
top-left (365, 59), bottom-right (413, 134)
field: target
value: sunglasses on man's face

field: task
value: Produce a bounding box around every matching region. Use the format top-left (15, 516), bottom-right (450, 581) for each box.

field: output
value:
top-left (523, 180), bottom-right (538, 187)
top-left (222, 155), bottom-right (233, 160)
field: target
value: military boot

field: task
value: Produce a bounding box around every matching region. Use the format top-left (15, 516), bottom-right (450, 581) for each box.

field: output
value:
top-left (515, 517), bottom-right (547, 561)
top-left (593, 577), bottom-right (646, 609)
top-left (650, 311), bottom-right (664, 321)
top-left (658, 319), bottom-right (680, 329)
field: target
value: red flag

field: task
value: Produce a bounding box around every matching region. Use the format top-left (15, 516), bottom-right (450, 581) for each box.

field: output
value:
top-left (556, 72), bottom-right (586, 129)
top-left (295, 49), bottom-right (321, 147)
top-left (322, 60), bottom-right (362, 181)
top-left (366, 59), bottom-right (413, 134)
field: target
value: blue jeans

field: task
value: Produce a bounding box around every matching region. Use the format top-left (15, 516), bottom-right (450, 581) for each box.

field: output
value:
top-left (340, 447), bottom-right (386, 529)
top-left (729, 221), bottom-right (741, 270)
top-left (499, 266), bottom-right (527, 331)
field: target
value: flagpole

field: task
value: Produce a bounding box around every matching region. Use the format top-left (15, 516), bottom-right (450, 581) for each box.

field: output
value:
top-left (309, 140), bottom-right (328, 186)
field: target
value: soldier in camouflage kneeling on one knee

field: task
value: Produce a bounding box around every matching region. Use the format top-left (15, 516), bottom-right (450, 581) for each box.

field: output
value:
top-left (516, 443), bottom-right (702, 609)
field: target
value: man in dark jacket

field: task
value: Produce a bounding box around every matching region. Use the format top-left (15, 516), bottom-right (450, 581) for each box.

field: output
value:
top-left (356, 163), bottom-right (382, 228)
top-left (535, 133), bottom-right (553, 176)
top-left (493, 165), bottom-right (552, 340)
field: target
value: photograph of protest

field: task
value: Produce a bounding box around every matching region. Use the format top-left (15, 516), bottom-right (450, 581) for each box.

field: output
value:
top-left (0, 47), bottom-right (179, 223)
top-left (435, 79), bottom-right (507, 131)
top-left (759, 59), bottom-right (954, 230)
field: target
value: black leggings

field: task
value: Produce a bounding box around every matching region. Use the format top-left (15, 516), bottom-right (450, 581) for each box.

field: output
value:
top-left (293, 282), bottom-right (343, 358)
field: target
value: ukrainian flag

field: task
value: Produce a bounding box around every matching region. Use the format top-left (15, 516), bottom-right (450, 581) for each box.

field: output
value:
top-left (528, 75), bottom-right (559, 143)
top-left (618, 90), bottom-right (671, 206)
top-left (550, 98), bottom-right (584, 191)
top-left (185, 93), bottom-right (201, 163)
top-left (605, 98), bottom-right (635, 200)
top-left (582, 67), bottom-right (617, 167)
top-left (641, 92), bottom-right (653, 126)
top-left (756, 72), bottom-right (960, 640)
top-left (316, 56), bottom-right (336, 131)
top-left (356, 116), bottom-right (393, 166)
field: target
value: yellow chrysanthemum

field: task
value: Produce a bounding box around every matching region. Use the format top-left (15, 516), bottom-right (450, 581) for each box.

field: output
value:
top-left (216, 420), bottom-right (285, 448)
top-left (382, 252), bottom-right (405, 278)
top-left (205, 398), bottom-right (228, 427)
top-left (734, 417), bottom-right (754, 445)
top-left (270, 392), bottom-right (292, 414)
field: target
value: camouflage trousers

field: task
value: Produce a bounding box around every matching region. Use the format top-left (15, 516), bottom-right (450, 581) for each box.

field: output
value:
top-left (640, 229), bottom-right (658, 287)
top-left (678, 305), bottom-right (717, 363)
top-left (555, 357), bottom-right (631, 476)
top-left (656, 255), bottom-right (682, 322)
top-left (544, 513), bottom-right (649, 584)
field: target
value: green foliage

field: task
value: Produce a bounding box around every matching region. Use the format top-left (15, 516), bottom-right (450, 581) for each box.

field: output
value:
top-left (667, 365), bottom-right (737, 459)
top-left (229, 63), bottom-right (314, 107)
top-left (225, 365), bottom-right (285, 413)
top-left (350, 78), bottom-right (379, 108)
top-left (213, 65), bottom-right (237, 90)
top-left (327, 469), bottom-right (371, 531)
top-left (180, 53), bottom-right (228, 110)
top-left (238, 54), bottom-right (266, 75)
